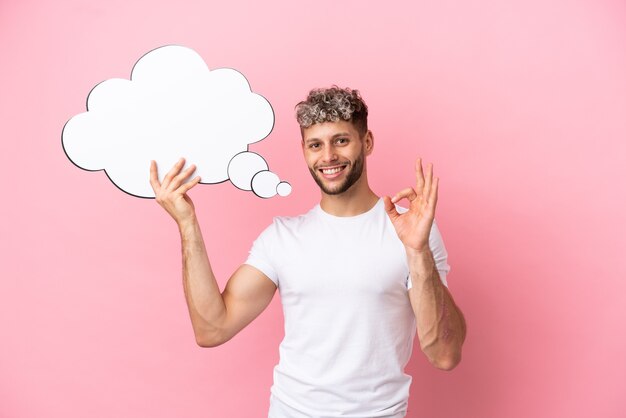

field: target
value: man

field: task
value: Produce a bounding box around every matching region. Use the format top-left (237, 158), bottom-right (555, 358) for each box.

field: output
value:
top-left (150, 86), bottom-right (467, 417)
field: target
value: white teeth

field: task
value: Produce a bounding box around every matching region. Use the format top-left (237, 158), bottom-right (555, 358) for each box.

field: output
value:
top-left (322, 167), bottom-right (342, 175)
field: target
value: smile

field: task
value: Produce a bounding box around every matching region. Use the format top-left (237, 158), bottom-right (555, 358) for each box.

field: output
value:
top-left (318, 164), bottom-right (348, 178)
top-left (322, 167), bottom-right (343, 174)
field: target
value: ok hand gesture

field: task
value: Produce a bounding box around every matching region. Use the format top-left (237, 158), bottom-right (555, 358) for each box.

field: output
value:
top-left (383, 158), bottom-right (439, 254)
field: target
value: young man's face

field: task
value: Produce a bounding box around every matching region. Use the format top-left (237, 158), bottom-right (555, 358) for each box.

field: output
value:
top-left (301, 120), bottom-right (373, 195)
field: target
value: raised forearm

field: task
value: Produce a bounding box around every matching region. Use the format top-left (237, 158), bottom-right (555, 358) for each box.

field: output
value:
top-left (149, 159), bottom-right (228, 346)
top-left (407, 248), bottom-right (466, 370)
top-left (178, 217), bottom-right (227, 346)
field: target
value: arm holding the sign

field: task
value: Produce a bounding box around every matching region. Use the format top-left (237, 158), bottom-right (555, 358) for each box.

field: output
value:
top-left (150, 158), bottom-right (277, 347)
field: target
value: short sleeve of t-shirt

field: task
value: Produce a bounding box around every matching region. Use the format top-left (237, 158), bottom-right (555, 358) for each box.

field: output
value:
top-left (245, 221), bottom-right (280, 287)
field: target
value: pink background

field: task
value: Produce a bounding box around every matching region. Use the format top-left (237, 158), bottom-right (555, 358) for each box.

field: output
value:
top-left (1, 0), bottom-right (625, 417)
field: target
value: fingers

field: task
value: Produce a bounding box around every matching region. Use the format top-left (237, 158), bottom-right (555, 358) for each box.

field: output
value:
top-left (150, 158), bottom-right (200, 200)
top-left (429, 176), bottom-right (439, 211)
top-left (423, 162), bottom-right (433, 201)
top-left (149, 160), bottom-right (160, 193)
top-left (179, 175), bottom-right (202, 194)
top-left (383, 196), bottom-right (400, 221)
top-left (415, 156), bottom-right (435, 199)
top-left (415, 158), bottom-right (425, 196)
top-left (169, 164), bottom-right (198, 190)
top-left (161, 158), bottom-right (187, 188)
top-left (157, 158), bottom-right (198, 188)
top-left (391, 187), bottom-right (417, 203)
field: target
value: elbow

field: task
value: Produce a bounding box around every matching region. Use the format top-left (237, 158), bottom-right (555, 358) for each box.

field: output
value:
top-left (422, 340), bottom-right (463, 371)
top-left (430, 352), bottom-right (462, 371)
top-left (428, 316), bottom-right (467, 371)
top-left (194, 329), bottom-right (227, 348)
top-left (196, 337), bottom-right (222, 348)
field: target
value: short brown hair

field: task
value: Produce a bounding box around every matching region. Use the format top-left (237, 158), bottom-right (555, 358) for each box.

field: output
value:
top-left (295, 86), bottom-right (368, 136)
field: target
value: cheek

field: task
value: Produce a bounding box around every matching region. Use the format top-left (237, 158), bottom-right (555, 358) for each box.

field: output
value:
top-left (302, 151), bottom-right (315, 167)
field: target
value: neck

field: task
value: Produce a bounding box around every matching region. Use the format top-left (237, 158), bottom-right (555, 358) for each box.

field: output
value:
top-left (319, 172), bottom-right (379, 217)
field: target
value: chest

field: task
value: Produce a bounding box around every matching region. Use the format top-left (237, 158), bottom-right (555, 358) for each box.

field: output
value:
top-left (274, 218), bottom-right (409, 305)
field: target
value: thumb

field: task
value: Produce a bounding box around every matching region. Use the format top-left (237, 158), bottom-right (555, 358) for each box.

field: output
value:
top-left (383, 196), bottom-right (400, 221)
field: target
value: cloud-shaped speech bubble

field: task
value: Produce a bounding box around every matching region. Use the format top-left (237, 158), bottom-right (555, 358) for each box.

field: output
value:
top-left (62, 45), bottom-right (291, 199)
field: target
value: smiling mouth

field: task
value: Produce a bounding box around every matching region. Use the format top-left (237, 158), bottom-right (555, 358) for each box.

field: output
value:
top-left (321, 166), bottom-right (344, 174)
top-left (318, 164), bottom-right (348, 177)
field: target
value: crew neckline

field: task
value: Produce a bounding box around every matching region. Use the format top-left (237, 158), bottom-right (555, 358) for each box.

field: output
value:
top-left (314, 198), bottom-right (383, 221)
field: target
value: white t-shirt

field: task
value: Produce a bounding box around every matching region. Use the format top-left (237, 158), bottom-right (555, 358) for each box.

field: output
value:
top-left (245, 198), bottom-right (450, 418)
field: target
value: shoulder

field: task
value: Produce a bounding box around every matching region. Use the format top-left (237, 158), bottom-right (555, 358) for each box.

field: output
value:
top-left (272, 213), bottom-right (307, 230)
top-left (257, 206), bottom-right (317, 239)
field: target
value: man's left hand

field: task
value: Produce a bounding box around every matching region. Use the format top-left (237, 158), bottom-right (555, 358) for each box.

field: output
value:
top-left (383, 157), bottom-right (439, 253)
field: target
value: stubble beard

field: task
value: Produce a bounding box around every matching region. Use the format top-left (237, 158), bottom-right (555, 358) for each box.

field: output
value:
top-left (309, 151), bottom-right (365, 196)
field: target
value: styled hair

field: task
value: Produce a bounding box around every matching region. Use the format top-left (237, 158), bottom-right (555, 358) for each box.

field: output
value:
top-left (295, 86), bottom-right (368, 136)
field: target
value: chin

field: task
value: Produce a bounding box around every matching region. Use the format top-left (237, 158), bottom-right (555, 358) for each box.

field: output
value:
top-left (315, 173), bottom-right (361, 196)
top-left (322, 185), bottom-right (349, 195)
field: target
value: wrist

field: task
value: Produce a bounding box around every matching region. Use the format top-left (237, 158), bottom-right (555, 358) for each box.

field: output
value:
top-left (406, 247), bottom-right (435, 279)
top-left (405, 245), bottom-right (432, 260)
top-left (177, 214), bottom-right (199, 233)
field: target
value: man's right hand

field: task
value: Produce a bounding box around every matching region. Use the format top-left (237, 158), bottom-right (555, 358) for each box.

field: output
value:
top-left (149, 157), bottom-right (276, 347)
top-left (149, 158), bottom-right (201, 226)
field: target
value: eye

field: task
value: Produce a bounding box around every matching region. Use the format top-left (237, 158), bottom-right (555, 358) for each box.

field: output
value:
top-left (309, 142), bottom-right (321, 149)
top-left (335, 138), bottom-right (348, 145)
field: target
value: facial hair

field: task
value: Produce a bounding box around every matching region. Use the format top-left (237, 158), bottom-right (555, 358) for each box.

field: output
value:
top-left (309, 149), bottom-right (365, 195)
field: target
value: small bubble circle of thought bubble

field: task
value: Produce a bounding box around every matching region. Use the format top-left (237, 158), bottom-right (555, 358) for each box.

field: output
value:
top-left (228, 151), bottom-right (269, 191)
top-left (251, 170), bottom-right (281, 198)
top-left (277, 181), bottom-right (292, 197)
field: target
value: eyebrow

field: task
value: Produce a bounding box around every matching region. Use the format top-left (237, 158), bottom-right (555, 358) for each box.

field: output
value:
top-left (304, 132), bottom-right (351, 144)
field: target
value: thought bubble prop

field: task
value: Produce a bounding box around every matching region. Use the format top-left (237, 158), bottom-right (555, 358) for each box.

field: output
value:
top-left (62, 45), bottom-right (291, 199)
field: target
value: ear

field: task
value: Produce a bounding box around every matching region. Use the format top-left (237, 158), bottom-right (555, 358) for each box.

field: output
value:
top-left (364, 130), bottom-right (374, 156)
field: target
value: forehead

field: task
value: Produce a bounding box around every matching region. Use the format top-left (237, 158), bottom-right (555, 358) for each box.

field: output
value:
top-left (301, 120), bottom-right (359, 142)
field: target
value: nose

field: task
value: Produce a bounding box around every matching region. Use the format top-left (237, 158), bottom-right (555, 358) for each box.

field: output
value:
top-left (322, 144), bottom-right (338, 163)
